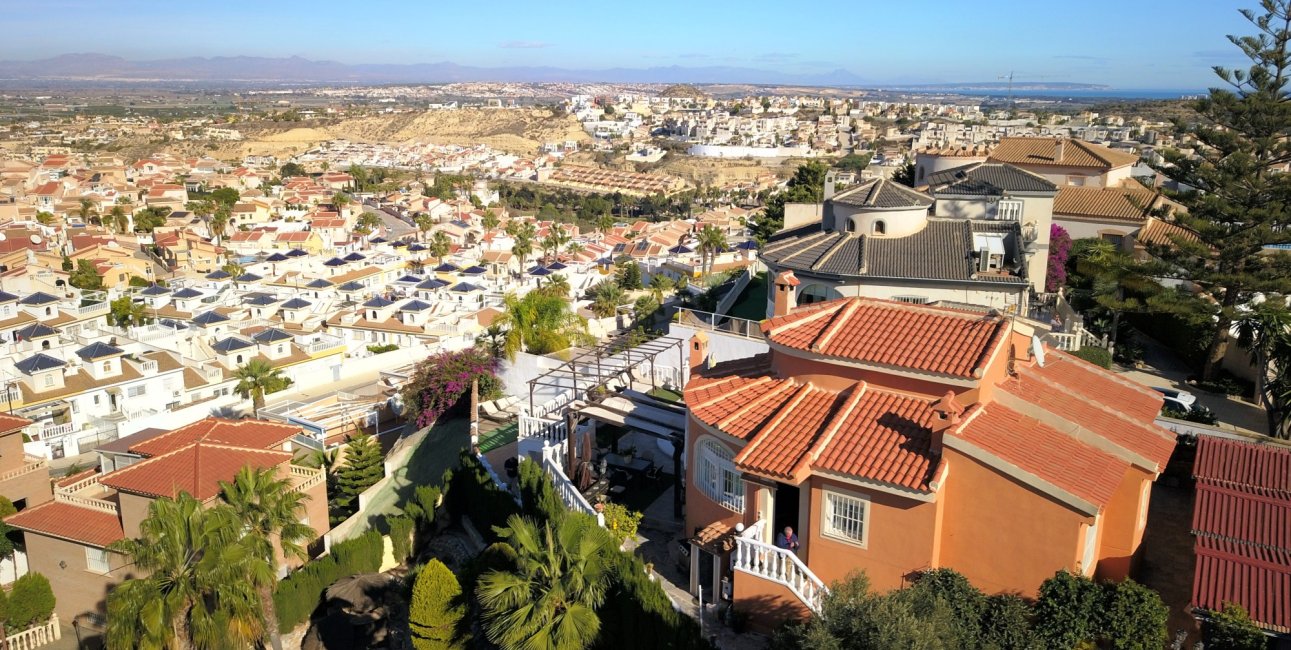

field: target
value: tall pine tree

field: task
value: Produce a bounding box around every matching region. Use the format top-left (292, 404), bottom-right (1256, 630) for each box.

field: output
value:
top-left (1157, 0), bottom-right (1291, 379)
top-left (335, 434), bottom-right (384, 504)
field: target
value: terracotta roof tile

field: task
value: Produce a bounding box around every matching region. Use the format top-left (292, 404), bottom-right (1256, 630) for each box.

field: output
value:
top-left (952, 404), bottom-right (1126, 508)
top-left (100, 442), bottom-right (290, 500)
top-left (1024, 350), bottom-right (1163, 422)
top-left (5, 500), bottom-right (125, 548)
top-left (987, 137), bottom-right (1139, 169)
top-left (127, 417), bottom-right (299, 457)
top-left (1054, 185), bottom-right (1159, 222)
top-left (810, 387), bottom-right (940, 490)
top-left (762, 298), bottom-right (1008, 379)
top-left (1192, 482), bottom-right (1290, 550)
top-left (1192, 536), bottom-right (1291, 633)
top-left (1194, 437), bottom-right (1291, 496)
top-left (1001, 357), bottom-right (1174, 470)
top-left (735, 385), bottom-right (839, 479)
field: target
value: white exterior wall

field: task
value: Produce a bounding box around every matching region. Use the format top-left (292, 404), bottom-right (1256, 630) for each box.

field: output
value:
top-left (765, 272), bottom-right (1028, 316)
top-left (833, 205), bottom-right (930, 238)
top-left (1054, 216), bottom-right (1138, 243)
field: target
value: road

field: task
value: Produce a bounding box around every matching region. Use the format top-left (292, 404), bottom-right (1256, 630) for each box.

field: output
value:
top-left (361, 200), bottom-right (417, 240)
top-left (1113, 335), bottom-right (1268, 435)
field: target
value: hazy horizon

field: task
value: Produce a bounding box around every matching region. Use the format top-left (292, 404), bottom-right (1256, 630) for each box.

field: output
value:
top-left (2, 1), bottom-right (1260, 89)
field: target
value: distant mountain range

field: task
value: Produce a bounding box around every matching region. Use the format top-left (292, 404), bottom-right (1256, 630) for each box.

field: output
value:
top-left (0, 53), bottom-right (872, 86)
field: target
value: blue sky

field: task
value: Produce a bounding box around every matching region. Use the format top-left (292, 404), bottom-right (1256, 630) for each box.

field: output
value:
top-left (3, 0), bottom-right (1261, 88)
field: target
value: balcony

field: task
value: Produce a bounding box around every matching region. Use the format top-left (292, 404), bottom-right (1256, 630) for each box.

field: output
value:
top-left (304, 335), bottom-right (346, 355)
top-left (53, 476), bottom-right (118, 516)
top-left (289, 465), bottom-right (326, 493)
top-left (0, 455), bottom-right (48, 484)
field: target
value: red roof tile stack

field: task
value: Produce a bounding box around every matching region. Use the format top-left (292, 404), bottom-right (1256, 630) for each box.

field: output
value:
top-left (1190, 437), bottom-right (1291, 633)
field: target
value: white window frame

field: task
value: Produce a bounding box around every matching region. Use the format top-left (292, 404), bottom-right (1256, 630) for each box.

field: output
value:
top-left (1080, 515), bottom-right (1100, 576)
top-left (821, 489), bottom-right (870, 548)
top-left (696, 439), bottom-right (743, 512)
top-left (85, 547), bottom-right (110, 574)
top-left (126, 385), bottom-right (146, 398)
top-left (996, 199), bottom-right (1024, 221)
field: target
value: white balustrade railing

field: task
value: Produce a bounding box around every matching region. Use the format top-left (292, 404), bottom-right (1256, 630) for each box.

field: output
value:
top-left (0, 457), bottom-right (47, 483)
top-left (519, 415), bottom-right (566, 445)
top-left (39, 422), bottom-right (75, 439)
top-left (76, 300), bottom-right (110, 316)
top-left (732, 536), bottom-right (828, 614)
top-left (53, 491), bottom-right (118, 515)
top-left (57, 474), bottom-right (102, 495)
top-left (5, 614), bottom-right (60, 650)
top-left (538, 445), bottom-right (604, 527)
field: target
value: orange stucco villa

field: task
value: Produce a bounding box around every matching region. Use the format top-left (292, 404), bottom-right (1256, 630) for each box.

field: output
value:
top-left (682, 271), bottom-right (1176, 627)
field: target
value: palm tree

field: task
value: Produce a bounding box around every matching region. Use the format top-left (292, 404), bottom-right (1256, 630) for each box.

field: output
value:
top-left (78, 197), bottom-right (96, 224)
top-left (482, 209), bottom-right (501, 231)
top-left (476, 323), bottom-right (508, 360)
top-left (222, 261), bottom-right (245, 278)
top-left (595, 212), bottom-right (616, 235)
top-left (476, 514), bottom-right (612, 650)
top-left (1236, 300), bottom-right (1291, 432)
top-left (415, 214), bottom-right (434, 241)
top-left (1076, 239), bottom-right (1155, 347)
top-left (565, 241), bottom-right (585, 258)
top-left (234, 358), bottom-right (286, 416)
top-left (220, 466), bottom-right (315, 650)
top-left (210, 207), bottom-right (231, 243)
top-left (494, 291), bottom-right (589, 360)
top-left (428, 231), bottom-right (452, 265)
top-left (512, 233), bottom-right (534, 271)
top-left (538, 273), bottom-right (571, 298)
top-left (648, 274), bottom-right (674, 303)
top-left (696, 225), bottom-right (727, 276)
top-left (541, 228), bottom-right (571, 263)
top-left (332, 192), bottom-right (351, 214)
top-left (107, 494), bottom-right (268, 650)
top-left (109, 205), bottom-right (129, 234)
top-left (589, 282), bottom-right (625, 319)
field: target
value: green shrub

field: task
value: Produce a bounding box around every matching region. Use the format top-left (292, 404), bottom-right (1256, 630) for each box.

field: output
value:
top-left (446, 450), bottom-right (519, 543)
top-left (601, 503), bottom-right (643, 545)
top-left (979, 594), bottom-right (1039, 650)
top-left (1203, 602), bottom-right (1267, 650)
top-left (1163, 404), bottom-right (1219, 425)
top-left (1033, 571), bottom-right (1101, 649)
top-left (367, 343), bottom-right (399, 354)
top-left (1071, 346), bottom-right (1113, 369)
top-left (594, 548), bottom-right (709, 650)
top-left (517, 458), bottom-right (564, 525)
top-left (8, 572), bottom-right (55, 629)
top-left (1101, 578), bottom-right (1168, 650)
top-left (0, 496), bottom-right (16, 518)
top-left (404, 484), bottom-right (441, 529)
top-left (410, 559), bottom-right (468, 649)
top-left (907, 568), bottom-right (985, 647)
top-left (387, 516), bottom-right (414, 563)
top-left (0, 584), bottom-right (9, 626)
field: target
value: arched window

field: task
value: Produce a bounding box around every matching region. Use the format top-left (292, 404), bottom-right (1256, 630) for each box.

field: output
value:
top-left (235, 354), bottom-right (244, 364)
top-left (872, 220), bottom-right (887, 236)
top-left (844, 218), bottom-right (856, 233)
top-left (799, 283), bottom-right (842, 305)
top-left (696, 439), bottom-right (743, 512)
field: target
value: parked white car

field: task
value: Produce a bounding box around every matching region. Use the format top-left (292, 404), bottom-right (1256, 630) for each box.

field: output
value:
top-left (1153, 387), bottom-right (1197, 412)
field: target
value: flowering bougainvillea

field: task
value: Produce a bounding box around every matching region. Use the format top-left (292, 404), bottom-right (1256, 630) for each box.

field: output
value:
top-left (400, 348), bottom-right (503, 428)
top-left (1046, 224), bottom-right (1072, 292)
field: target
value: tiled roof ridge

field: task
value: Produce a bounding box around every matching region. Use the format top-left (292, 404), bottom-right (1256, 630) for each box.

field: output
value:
top-left (734, 382), bottom-right (818, 477)
top-left (716, 380), bottom-right (796, 431)
top-left (692, 375), bottom-right (773, 411)
top-left (762, 299), bottom-right (845, 337)
top-left (1012, 363), bottom-right (1174, 444)
top-left (802, 381), bottom-right (870, 471)
top-left (810, 299), bottom-right (861, 353)
top-left (1034, 350), bottom-right (1163, 400)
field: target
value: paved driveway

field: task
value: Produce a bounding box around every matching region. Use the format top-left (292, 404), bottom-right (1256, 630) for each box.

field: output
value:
top-left (1113, 336), bottom-right (1268, 436)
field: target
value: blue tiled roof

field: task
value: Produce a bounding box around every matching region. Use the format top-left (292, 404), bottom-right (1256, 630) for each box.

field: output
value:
top-left (76, 341), bottom-right (123, 360)
top-left (15, 353), bottom-right (65, 375)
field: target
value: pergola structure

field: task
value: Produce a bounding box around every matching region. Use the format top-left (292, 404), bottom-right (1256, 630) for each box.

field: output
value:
top-left (524, 333), bottom-right (688, 415)
top-left (525, 333), bottom-right (690, 519)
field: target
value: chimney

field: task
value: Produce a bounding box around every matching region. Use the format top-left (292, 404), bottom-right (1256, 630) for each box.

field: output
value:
top-left (823, 170), bottom-right (837, 201)
top-left (688, 331), bottom-right (710, 373)
top-left (772, 269), bottom-right (800, 317)
top-left (928, 391), bottom-right (964, 454)
top-left (1053, 138), bottom-right (1064, 162)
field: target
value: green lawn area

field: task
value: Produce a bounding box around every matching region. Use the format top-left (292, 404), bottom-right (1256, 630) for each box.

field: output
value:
top-left (725, 271), bottom-right (767, 321)
top-left (647, 387), bottom-right (683, 403)
top-left (478, 421), bottom-right (518, 453)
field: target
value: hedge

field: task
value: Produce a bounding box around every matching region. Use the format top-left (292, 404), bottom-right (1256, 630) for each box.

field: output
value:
top-left (274, 530), bottom-right (384, 633)
top-left (387, 515), bottom-right (414, 563)
top-left (594, 547), bottom-right (709, 650)
top-left (1071, 346), bottom-right (1113, 369)
top-left (446, 450), bottom-right (519, 543)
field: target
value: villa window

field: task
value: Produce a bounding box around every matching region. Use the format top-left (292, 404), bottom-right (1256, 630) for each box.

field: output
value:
top-left (996, 199), bottom-right (1024, 221)
top-left (127, 385), bottom-right (146, 398)
top-left (871, 220), bottom-right (886, 235)
top-left (236, 355), bottom-right (244, 364)
top-left (844, 218), bottom-right (856, 233)
top-left (822, 490), bottom-right (870, 547)
top-left (799, 284), bottom-right (840, 305)
top-left (86, 547), bottom-right (111, 574)
top-left (697, 439), bottom-right (743, 512)
top-left (43, 374), bottom-right (54, 387)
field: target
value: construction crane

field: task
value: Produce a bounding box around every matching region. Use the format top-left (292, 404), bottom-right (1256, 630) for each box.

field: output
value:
top-left (998, 71), bottom-right (1016, 108)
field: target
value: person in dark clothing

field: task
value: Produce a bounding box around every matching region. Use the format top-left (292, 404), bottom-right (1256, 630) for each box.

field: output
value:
top-left (775, 526), bottom-right (799, 552)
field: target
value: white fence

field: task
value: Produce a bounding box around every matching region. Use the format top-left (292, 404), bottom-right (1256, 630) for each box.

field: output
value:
top-left (732, 527), bottom-right (827, 614)
top-left (5, 615), bottom-right (60, 650)
top-left (519, 415), bottom-right (567, 445)
top-left (539, 442), bottom-right (603, 527)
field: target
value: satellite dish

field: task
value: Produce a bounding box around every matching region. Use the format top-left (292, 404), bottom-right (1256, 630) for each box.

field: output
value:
top-left (1031, 335), bottom-right (1046, 367)
top-left (30, 235), bottom-right (41, 245)
top-left (0, 233), bottom-right (7, 241)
